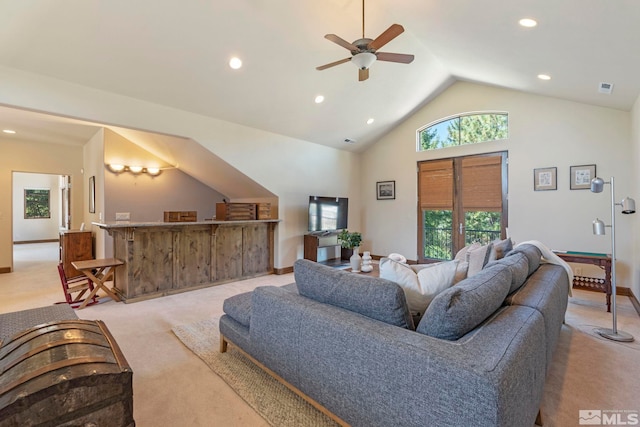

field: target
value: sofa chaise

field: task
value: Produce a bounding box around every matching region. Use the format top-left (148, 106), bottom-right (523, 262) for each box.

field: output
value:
top-left (220, 244), bottom-right (570, 427)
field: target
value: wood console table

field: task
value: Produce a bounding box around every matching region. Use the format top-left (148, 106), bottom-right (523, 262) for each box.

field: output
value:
top-left (556, 252), bottom-right (612, 312)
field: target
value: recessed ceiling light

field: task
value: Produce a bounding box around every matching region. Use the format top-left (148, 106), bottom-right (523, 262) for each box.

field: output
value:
top-left (229, 57), bottom-right (242, 70)
top-left (3, 129), bottom-right (16, 134)
top-left (366, 118), bottom-right (374, 125)
top-left (537, 74), bottom-right (551, 80)
top-left (519, 18), bottom-right (538, 28)
top-left (315, 95), bottom-right (325, 104)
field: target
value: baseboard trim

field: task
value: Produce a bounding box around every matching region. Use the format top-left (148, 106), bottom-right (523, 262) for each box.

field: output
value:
top-left (627, 289), bottom-right (640, 317)
top-left (0, 267), bottom-right (11, 274)
top-left (274, 266), bottom-right (293, 275)
top-left (13, 239), bottom-right (58, 244)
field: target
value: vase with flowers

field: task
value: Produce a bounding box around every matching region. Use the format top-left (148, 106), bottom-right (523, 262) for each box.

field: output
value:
top-left (338, 230), bottom-right (363, 272)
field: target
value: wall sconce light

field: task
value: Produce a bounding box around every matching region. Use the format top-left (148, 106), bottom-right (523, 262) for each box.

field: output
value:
top-left (589, 176), bottom-right (635, 342)
top-left (107, 164), bottom-right (165, 176)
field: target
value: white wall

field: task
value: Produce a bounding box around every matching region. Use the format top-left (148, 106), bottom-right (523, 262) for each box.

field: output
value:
top-left (12, 172), bottom-right (61, 241)
top-left (0, 66), bottom-right (360, 269)
top-left (630, 94), bottom-right (640, 298)
top-left (362, 81), bottom-right (635, 287)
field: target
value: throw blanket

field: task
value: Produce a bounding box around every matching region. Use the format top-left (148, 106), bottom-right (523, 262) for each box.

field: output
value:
top-left (516, 240), bottom-right (573, 296)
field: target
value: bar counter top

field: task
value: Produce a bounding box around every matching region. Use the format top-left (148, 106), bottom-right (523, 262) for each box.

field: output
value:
top-left (93, 219), bottom-right (280, 229)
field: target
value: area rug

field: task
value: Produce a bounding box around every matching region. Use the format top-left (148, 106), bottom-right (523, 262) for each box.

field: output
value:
top-left (172, 318), bottom-right (339, 427)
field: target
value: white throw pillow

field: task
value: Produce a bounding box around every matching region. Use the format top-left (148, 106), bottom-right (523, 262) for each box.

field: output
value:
top-left (453, 260), bottom-right (469, 284)
top-left (466, 243), bottom-right (493, 277)
top-left (379, 257), bottom-right (418, 291)
top-left (454, 242), bottom-right (481, 262)
top-left (380, 258), bottom-right (458, 316)
top-left (415, 261), bottom-right (459, 311)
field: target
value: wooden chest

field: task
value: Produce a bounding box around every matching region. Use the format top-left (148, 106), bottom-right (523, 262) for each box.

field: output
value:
top-left (0, 320), bottom-right (134, 427)
top-left (164, 211), bottom-right (197, 222)
top-left (256, 203), bottom-right (271, 220)
top-left (216, 203), bottom-right (257, 221)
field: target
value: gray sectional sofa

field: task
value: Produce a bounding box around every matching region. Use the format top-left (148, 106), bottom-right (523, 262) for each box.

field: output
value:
top-left (220, 244), bottom-right (570, 427)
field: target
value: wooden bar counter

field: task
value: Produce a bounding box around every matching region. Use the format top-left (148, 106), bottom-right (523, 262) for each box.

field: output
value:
top-left (93, 220), bottom-right (278, 303)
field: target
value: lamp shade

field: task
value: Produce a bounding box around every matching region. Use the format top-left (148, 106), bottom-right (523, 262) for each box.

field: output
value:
top-left (592, 218), bottom-right (606, 235)
top-left (621, 197), bottom-right (636, 214)
top-left (590, 177), bottom-right (605, 193)
top-left (351, 52), bottom-right (376, 70)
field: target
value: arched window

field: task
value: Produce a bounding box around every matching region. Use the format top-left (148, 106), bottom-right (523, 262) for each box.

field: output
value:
top-left (417, 112), bottom-right (508, 151)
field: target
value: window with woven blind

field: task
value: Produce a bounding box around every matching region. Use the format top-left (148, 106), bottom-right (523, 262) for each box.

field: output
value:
top-left (418, 152), bottom-right (507, 261)
top-left (419, 159), bottom-right (453, 210)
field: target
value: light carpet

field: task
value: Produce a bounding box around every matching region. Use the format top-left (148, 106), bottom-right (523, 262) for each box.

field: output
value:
top-left (172, 318), bottom-right (339, 427)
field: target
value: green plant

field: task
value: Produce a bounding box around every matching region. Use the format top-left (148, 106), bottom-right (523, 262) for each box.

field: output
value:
top-left (338, 230), bottom-right (362, 249)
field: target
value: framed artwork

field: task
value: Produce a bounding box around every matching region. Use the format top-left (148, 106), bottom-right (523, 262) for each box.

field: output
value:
top-left (24, 189), bottom-right (51, 219)
top-left (89, 176), bottom-right (96, 213)
top-left (376, 180), bottom-right (396, 200)
top-left (570, 164), bottom-right (596, 190)
top-left (533, 167), bottom-right (557, 191)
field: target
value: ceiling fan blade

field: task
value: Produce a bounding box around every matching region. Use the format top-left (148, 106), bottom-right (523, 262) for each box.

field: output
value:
top-left (324, 34), bottom-right (359, 52)
top-left (359, 68), bottom-right (369, 82)
top-left (376, 52), bottom-right (415, 64)
top-left (368, 24), bottom-right (404, 51)
top-left (316, 57), bottom-right (352, 71)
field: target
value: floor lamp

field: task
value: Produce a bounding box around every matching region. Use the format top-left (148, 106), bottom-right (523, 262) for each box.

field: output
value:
top-left (590, 176), bottom-right (635, 342)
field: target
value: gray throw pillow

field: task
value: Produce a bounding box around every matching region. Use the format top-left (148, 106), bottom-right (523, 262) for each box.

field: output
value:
top-left (416, 263), bottom-right (512, 340)
top-left (294, 259), bottom-right (414, 330)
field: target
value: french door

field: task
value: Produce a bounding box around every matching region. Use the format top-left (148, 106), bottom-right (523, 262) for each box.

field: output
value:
top-left (417, 152), bottom-right (508, 262)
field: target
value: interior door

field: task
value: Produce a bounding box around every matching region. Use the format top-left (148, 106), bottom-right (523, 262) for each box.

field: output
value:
top-left (418, 152), bottom-right (508, 262)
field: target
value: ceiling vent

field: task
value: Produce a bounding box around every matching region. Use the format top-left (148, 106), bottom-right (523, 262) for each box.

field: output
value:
top-left (599, 82), bottom-right (614, 94)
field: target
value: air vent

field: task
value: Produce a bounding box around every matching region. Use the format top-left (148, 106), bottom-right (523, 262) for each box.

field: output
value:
top-left (599, 82), bottom-right (614, 94)
top-left (344, 138), bottom-right (357, 144)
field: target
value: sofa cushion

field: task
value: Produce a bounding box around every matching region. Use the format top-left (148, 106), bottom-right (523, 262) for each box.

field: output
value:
top-left (294, 259), bottom-right (414, 329)
top-left (380, 258), bottom-right (457, 318)
top-left (223, 291), bottom-right (253, 327)
top-left (223, 283), bottom-right (298, 328)
top-left (487, 251), bottom-right (529, 294)
top-left (416, 263), bottom-right (512, 340)
top-left (507, 244), bottom-right (542, 276)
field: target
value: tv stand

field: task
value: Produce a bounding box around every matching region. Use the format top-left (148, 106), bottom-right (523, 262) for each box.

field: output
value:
top-left (304, 233), bottom-right (342, 263)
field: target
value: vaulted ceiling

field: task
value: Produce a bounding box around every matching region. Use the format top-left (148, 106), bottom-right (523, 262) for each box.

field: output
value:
top-left (1, 0), bottom-right (639, 151)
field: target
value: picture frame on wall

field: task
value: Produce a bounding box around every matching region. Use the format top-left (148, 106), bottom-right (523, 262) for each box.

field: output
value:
top-left (89, 176), bottom-right (96, 213)
top-left (376, 180), bottom-right (395, 200)
top-left (570, 164), bottom-right (596, 190)
top-left (533, 167), bottom-right (557, 191)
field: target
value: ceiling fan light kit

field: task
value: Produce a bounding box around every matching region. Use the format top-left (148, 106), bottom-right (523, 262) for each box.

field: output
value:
top-left (317, 0), bottom-right (414, 81)
top-left (352, 52), bottom-right (376, 70)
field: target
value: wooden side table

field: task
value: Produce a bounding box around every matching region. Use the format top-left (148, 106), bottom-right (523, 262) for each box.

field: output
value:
top-left (71, 258), bottom-right (124, 309)
top-left (556, 252), bottom-right (612, 312)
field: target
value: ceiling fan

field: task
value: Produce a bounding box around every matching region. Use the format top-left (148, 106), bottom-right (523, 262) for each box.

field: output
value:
top-left (316, 0), bottom-right (414, 82)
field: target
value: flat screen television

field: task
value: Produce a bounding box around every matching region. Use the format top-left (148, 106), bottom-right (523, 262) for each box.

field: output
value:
top-left (308, 196), bottom-right (348, 233)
